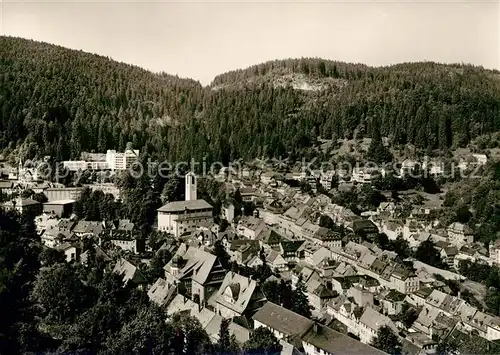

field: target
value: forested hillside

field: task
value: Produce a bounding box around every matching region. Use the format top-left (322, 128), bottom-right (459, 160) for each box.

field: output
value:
top-left (1, 36), bottom-right (500, 163)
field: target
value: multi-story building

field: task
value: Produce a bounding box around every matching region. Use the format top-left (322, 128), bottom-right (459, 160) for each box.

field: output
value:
top-left (163, 243), bottom-right (226, 303)
top-left (447, 222), bottom-right (474, 246)
top-left (157, 173), bottom-right (213, 237)
top-left (2, 197), bottom-right (42, 216)
top-left (213, 272), bottom-right (266, 319)
top-left (63, 148), bottom-right (139, 171)
top-left (490, 240), bottom-right (500, 266)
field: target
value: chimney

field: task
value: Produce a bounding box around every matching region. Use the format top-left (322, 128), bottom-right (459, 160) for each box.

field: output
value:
top-left (313, 323), bottom-right (319, 334)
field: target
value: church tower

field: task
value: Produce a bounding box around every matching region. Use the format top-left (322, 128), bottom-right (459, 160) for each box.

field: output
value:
top-left (185, 172), bottom-right (197, 201)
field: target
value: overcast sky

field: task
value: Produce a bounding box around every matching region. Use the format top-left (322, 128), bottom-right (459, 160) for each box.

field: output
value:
top-left (1, 0), bottom-right (499, 85)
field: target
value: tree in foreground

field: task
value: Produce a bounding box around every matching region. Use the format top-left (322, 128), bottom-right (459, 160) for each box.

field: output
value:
top-left (291, 274), bottom-right (312, 318)
top-left (415, 239), bottom-right (445, 268)
top-left (370, 325), bottom-right (402, 355)
top-left (170, 313), bottom-right (213, 355)
top-left (216, 318), bottom-right (241, 355)
top-left (105, 306), bottom-right (174, 355)
top-left (243, 326), bottom-right (282, 355)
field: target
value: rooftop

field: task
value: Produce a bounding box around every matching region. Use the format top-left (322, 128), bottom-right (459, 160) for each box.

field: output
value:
top-left (301, 323), bottom-right (387, 355)
top-left (158, 199), bottom-right (212, 213)
top-left (252, 302), bottom-right (314, 338)
top-left (43, 199), bottom-right (76, 205)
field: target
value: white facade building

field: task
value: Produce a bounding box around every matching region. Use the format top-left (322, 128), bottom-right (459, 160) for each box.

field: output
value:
top-left (106, 149), bottom-right (139, 170)
top-left (157, 173), bottom-right (213, 237)
top-left (63, 148), bottom-right (139, 171)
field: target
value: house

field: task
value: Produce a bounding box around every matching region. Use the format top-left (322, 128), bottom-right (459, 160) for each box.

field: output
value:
top-left (349, 219), bottom-right (379, 238)
top-left (347, 286), bottom-right (374, 308)
top-left (157, 173), bottom-right (213, 237)
top-left (73, 220), bottom-right (104, 238)
top-left (472, 153), bottom-right (488, 165)
top-left (240, 187), bottom-right (259, 202)
top-left (408, 231), bottom-right (431, 250)
top-left (381, 290), bottom-right (406, 316)
top-left (202, 310), bottom-right (251, 344)
top-left (167, 294), bottom-right (251, 344)
top-left (165, 294), bottom-right (199, 316)
top-left (352, 167), bottom-right (375, 184)
top-left (400, 159), bottom-right (419, 177)
top-left (439, 245), bottom-right (458, 269)
top-left (0, 180), bottom-right (14, 195)
top-left (301, 323), bottom-right (387, 355)
top-left (380, 220), bottom-right (404, 240)
top-left (265, 250), bottom-right (288, 272)
top-left (422, 157), bottom-right (445, 177)
top-left (55, 242), bottom-right (78, 263)
top-left (246, 255), bottom-right (264, 269)
top-left (377, 202), bottom-right (398, 217)
top-left (428, 290), bottom-right (465, 315)
top-left (390, 267), bottom-right (420, 294)
top-left (238, 216), bottom-right (267, 240)
top-left (447, 222), bottom-right (473, 246)
top-left (102, 230), bottom-right (146, 254)
top-left (212, 272), bottom-right (266, 319)
top-left (405, 287), bottom-right (433, 308)
top-left (252, 302), bottom-right (314, 341)
top-left (404, 332), bottom-right (437, 354)
top-left (319, 171), bottom-right (335, 189)
top-left (260, 229), bottom-right (288, 249)
top-left (231, 241), bottom-right (260, 265)
top-left (112, 258), bottom-right (147, 286)
top-left (279, 241), bottom-right (305, 262)
top-left (163, 243), bottom-right (226, 303)
top-left (358, 307), bottom-right (398, 344)
top-left (311, 227), bottom-right (342, 248)
top-left (3, 197), bottom-right (42, 216)
top-left (301, 221), bottom-right (322, 240)
top-left (79, 245), bottom-right (111, 266)
top-left (260, 171), bottom-right (275, 185)
top-left (454, 245), bottom-right (490, 269)
top-left (309, 284), bottom-right (336, 314)
top-left (490, 240), bottom-right (500, 266)
top-left (40, 226), bottom-right (69, 248)
top-left (148, 278), bottom-right (176, 306)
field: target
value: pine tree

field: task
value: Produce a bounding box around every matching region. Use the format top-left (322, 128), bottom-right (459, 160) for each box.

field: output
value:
top-left (367, 117), bottom-right (392, 164)
top-left (371, 325), bottom-right (402, 355)
top-left (291, 274), bottom-right (311, 318)
top-left (216, 319), bottom-right (240, 355)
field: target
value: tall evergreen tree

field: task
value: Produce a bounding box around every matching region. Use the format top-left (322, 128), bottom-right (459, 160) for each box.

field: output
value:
top-left (371, 325), bottom-right (402, 355)
top-left (291, 275), bottom-right (312, 318)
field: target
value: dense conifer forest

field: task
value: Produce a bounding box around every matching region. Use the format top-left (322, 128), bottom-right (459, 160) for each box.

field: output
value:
top-left (1, 36), bottom-right (500, 163)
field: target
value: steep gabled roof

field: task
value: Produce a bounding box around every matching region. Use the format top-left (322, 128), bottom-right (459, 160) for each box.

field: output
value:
top-left (214, 272), bottom-right (263, 314)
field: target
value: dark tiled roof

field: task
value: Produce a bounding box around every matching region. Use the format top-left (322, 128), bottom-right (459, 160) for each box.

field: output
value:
top-left (280, 241), bottom-right (304, 253)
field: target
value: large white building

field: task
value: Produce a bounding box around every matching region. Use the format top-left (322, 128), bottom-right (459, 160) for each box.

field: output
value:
top-left (62, 148), bottom-right (139, 172)
top-left (106, 149), bottom-right (139, 170)
top-left (157, 173), bottom-right (213, 237)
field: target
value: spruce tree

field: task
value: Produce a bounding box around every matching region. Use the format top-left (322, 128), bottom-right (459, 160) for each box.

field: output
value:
top-left (291, 274), bottom-right (311, 318)
top-left (367, 117), bottom-right (392, 164)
